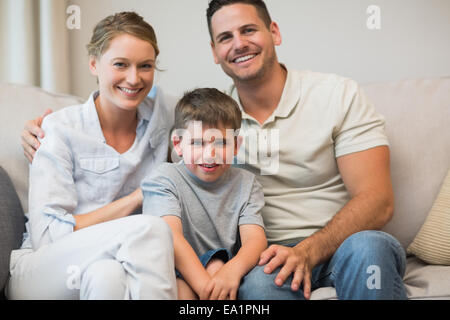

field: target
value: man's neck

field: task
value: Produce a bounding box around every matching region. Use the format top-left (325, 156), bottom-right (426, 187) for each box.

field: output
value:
top-left (234, 63), bottom-right (287, 125)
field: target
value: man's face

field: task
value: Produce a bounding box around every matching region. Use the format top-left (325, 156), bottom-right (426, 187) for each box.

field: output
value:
top-left (210, 3), bottom-right (281, 83)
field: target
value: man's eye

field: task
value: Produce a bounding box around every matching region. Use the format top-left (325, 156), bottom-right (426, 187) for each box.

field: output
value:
top-left (242, 28), bottom-right (256, 34)
top-left (218, 35), bottom-right (231, 42)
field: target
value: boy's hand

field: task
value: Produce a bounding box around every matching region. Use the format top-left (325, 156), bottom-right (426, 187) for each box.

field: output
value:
top-left (199, 278), bottom-right (214, 300)
top-left (205, 263), bottom-right (241, 300)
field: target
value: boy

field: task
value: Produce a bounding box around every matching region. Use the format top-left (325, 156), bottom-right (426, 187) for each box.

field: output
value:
top-left (141, 88), bottom-right (267, 300)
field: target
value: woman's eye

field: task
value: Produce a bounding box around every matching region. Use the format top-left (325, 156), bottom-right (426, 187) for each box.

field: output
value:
top-left (141, 64), bottom-right (153, 69)
top-left (114, 62), bottom-right (126, 68)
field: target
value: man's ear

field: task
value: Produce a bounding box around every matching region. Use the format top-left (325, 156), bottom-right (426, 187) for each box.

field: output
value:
top-left (210, 41), bottom-right (220, 64)
top-left (89, 56), bottom-right (99, 76)
top-left (270, 21), bottom-right (282, 46)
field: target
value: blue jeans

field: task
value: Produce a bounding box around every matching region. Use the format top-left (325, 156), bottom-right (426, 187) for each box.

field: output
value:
top-left (238, 231), bottom-right (407, 300)
top-left (175, 248), bottom-right (231, 279)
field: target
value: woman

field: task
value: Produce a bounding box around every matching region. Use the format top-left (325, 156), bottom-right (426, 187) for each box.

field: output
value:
top-left (7, 12), bottom-right (177, 299)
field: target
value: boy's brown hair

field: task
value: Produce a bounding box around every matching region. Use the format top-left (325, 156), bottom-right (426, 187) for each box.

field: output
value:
top-left (174, 88), bottom-right (242, 131)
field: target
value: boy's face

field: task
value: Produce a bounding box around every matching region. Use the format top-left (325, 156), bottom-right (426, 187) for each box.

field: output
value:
top-left (209, 3), bottom-right (281, 83)
top-left (173, 121), bottom-right (241, 183)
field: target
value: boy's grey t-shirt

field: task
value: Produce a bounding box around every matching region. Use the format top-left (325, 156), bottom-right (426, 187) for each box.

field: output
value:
top-left (142, 162), bottom-right (265, 257)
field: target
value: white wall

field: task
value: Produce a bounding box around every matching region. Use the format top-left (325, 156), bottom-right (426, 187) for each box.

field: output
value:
top-left (66, 0), bottom-right (450, 100)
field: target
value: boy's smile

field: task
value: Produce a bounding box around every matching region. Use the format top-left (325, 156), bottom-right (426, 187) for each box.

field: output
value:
top-left (174, 121), bottom-right (240, 183)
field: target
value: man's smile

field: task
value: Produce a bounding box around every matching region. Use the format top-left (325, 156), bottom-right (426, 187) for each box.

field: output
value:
top-left (231, 53), bottom-right (258, 64)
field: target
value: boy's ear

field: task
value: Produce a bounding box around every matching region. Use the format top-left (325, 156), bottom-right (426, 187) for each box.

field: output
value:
top-left (172, 134), bottom-right (183, 157)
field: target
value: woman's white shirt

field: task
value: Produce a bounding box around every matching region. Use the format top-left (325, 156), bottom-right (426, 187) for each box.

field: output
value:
top-left (23, 90), bottom-right (173, 251)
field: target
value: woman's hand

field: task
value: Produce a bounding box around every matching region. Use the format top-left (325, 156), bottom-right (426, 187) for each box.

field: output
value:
top-left (21, 109), bottom-right (53, 163)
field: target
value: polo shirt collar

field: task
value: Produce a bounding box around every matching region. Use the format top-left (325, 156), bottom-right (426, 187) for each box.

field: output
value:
top-left (230, 65), bottom-right (302, 125)
top-left (274, 68), bottom-right (302, 119)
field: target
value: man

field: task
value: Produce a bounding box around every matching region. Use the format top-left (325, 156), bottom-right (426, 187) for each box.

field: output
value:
top-left (22, 0), bottom-right (407, 300)
top-left (205, 0), bottom-right (406, 300)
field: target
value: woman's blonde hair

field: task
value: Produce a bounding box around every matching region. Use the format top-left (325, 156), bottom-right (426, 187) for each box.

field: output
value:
top-left (86, 11), bottom-right (159, 58)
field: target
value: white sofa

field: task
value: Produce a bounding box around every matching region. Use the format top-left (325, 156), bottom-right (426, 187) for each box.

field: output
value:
top-left (0, 78), bottom-right (449, 299)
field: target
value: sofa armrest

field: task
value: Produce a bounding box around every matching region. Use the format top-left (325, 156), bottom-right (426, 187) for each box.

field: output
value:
top-left (0, 166), bottom-right (25, 294)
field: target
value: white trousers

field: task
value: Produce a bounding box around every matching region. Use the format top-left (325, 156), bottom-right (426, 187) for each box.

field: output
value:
top-left (6, 215), bottom-right (177, 300)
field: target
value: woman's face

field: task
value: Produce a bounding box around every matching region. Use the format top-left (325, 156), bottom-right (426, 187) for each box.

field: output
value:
top-left (89, 33), bottom-right (156, 112)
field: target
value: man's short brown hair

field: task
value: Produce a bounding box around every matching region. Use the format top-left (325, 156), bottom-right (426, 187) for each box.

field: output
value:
top-left (206, 0), bottom-right (272, 42)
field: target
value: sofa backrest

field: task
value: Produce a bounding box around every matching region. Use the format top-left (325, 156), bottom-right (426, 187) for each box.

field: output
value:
top-left (0, 83), bottom-right (83, 213)
top-left (1, 79), bottom-right (449, 250)
top-left (363, 77), bottom-right (450, 248)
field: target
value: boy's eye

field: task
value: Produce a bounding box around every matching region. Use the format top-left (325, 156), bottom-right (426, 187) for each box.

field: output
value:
top-left (214, 139), bottom-right (227, 146)
top-left (191, 139), bottom-right (203, 146)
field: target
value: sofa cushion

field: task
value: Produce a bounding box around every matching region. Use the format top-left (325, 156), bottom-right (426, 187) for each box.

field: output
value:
top-left (362, 77), bottom-right (450, 248)
top-left (407, 169), bottom-right (450, 265)
top-left (0, 166), bottom-right (25, 292)
top-left (310, 257), bottom-right (450, 300)
top-left (0, 83), bottom-right (83, 213)
top-left (403, 256), bottom-right (450, 299)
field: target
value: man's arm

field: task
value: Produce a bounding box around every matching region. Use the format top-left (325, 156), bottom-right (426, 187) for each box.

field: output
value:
top-left (259, 145), bottom-right (394, 299)
top-left (21, 109), bottom-right (52, 162)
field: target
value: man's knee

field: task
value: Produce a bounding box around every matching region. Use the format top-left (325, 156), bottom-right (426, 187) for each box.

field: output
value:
top-left (338, 231), bottom-right (406, 275)
top-left (333, 231), bottom-right (407, 299)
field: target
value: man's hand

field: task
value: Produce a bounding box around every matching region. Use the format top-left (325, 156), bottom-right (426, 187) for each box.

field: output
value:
top-left (258, 242), bottom-right (315, 300)
top-left (21, 108), bottom-right (52, 163)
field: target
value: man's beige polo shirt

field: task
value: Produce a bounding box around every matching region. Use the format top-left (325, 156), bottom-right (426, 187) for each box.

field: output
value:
top-left (230, 69), bottom-right (389, 245)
